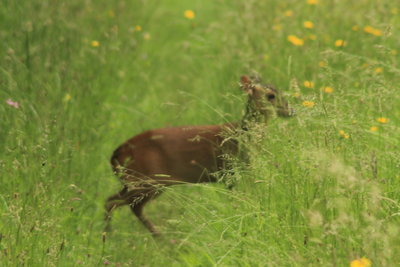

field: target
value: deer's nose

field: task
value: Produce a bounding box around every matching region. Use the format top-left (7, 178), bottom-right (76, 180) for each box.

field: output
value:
top-left (277, 107), bottom-right (295, 117)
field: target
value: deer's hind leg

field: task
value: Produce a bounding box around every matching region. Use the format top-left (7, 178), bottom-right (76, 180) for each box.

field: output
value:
top-left (104, 186), bottom-right (129, 232)
top-left (125, 185), bottom-right (163, 236)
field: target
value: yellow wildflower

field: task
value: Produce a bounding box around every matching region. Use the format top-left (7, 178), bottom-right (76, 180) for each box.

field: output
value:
top-left (391, 49), bottom-right (397, 55)
top-left (307, 0), bottom-right (318, 5)
top-left (370, 126), bottom-right (378, 132)
top-left (63, 93), bottom-right (72, 102)
top-left (263, 54), bottom-right (269, 61)
top-left (184, 10), bottom-right (195, 19)
top-left (272, 24), bottom-right (282, 31)
top-left (134, 25), bottom-right (142, 31)
top-left (287, 35), bottom-right (304, 46)
top-left (117, 70), bottom-right (125, 78)
top-left (143, 33), bottom-right (151, 40)
top-left (339, 130), bottom-right (350, 139)
top-left (302, 101), bottom-right (315, 108)
top-left (308, 34), bottom-right (317, 40)
top-left (303, 21), bottom-right (314, 29)
top-left (108, 10), bottom-right (115, 18)
top-left (335, 39), bottom-right (346, 47)
top-left (303, 81), bottom-right (314, 88)
top-left (391, 8), bottom-right (398, 14)
top-left (91, 40), bottom-right (100, 47)
top-left (350, 257), bottom-right (372, 267)
top-left (323, 87), bottom-right (333, 93)
top-left (374, 67), bottom-right (383, 73)
top-left (362, 63), bottom-right (369, 68)
top-left (377, 117), bottom-right (389, 124)
top-left (364, 26), bottom-right (382, 36)
top-left (292, 92), bottom-right (301, 98)
top-left (284, 10), bottom-right (293, 17)
top-left (319, 61), bottom-right (327, 67)
top-left (352, 25), bottom-right (359, 31)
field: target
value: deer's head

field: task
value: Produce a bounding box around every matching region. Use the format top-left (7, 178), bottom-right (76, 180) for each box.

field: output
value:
top-left (240, 75), bottom-right (293, 123)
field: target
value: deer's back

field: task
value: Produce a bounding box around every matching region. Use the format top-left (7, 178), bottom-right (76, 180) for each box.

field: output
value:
top-left (111, 123), bottom-right (236, 184)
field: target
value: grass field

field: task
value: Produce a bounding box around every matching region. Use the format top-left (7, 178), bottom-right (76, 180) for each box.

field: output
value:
top-left (1, 0), bottom-right (400, 266)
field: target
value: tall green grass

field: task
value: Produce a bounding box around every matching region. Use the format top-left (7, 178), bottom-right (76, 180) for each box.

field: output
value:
top-left (1, 0), bottom-right (399, 266)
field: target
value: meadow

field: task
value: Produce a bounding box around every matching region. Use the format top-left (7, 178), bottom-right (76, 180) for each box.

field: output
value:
top-left (1, 0), bottom-right (400, 266)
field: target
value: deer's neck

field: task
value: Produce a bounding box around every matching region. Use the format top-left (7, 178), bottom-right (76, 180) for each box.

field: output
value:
top-left (240, 99), bottom-right (262, 131)
top-left (220, 99), bottom-right (267, 137)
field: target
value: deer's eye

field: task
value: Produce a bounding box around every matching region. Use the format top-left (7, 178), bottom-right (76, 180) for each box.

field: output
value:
top-left (267, 94), bottom-right (275, 100)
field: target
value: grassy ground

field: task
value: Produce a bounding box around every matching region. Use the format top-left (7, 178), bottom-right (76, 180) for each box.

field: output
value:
top-left (1, 0), bottom-right (400, 266)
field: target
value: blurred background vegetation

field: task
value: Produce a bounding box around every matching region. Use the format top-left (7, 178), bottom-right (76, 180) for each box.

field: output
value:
top-left (1, 0), bottom-right (399, 266)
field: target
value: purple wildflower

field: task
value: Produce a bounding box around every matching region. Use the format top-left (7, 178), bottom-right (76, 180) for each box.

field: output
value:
top-left (6, 99), bottom-right (19, 108)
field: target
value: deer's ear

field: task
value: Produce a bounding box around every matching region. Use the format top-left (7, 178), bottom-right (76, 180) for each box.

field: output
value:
top-left (240, 75), bottom-right (252, 85)
top-left (240, 75), bottom-right (253, 95)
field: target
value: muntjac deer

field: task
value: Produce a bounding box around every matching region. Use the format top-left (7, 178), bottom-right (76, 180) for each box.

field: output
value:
top-left (105, 75), bottom-right (292, 235)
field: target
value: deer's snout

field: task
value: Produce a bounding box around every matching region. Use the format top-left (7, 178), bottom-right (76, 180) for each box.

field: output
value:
top-left (277, 106), bottom-right (295, 117)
